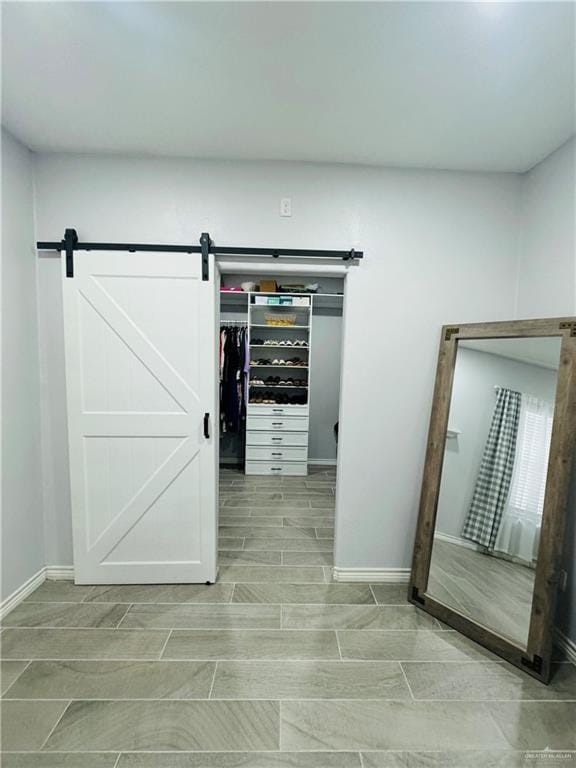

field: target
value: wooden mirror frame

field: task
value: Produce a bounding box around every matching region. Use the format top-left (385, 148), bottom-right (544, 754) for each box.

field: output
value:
top-left (409, 318), bottom-right (576, 683)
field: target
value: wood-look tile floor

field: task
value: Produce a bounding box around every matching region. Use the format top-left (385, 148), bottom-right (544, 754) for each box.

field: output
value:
top-left (1, 466), bottom-right (575, 767)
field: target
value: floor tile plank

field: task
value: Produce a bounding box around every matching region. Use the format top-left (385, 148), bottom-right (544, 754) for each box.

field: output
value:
top-left (117, 753), bottom-right (361, 767)
top-left (163, 629), bottom-right (340, 660)
top-left (283, 605), bottom-right (440, 630)
top-left (1, 755), bottom-right (118, 768)
top-left (282, 552), bottom-right (334, 566)
top-left (338, 630), bottom-right (498, 661)
top-left (44, 700), bottom-right (280, 751)
top-left (85, 584), bottom-right (233, 604)
top-left (281, 700), bottom-right (508, 750)
top-left (403, 661), bottom-right (576, 700)
top-left (360, 752), bottom-right (573, 767)
top-left (4, 659), bottom-right (215, 700)
top-left (242, 538), bottom-right (333, 552)
top-left (1, 700), bottom-right (70, 751)
top-left (369, 584), bottom-right (411, 605)
top-left (218, 551), bottom-right (281, 565)
top-left (218, 566), bottom-right (325, 583)
top-left (21, 582), bottom-right (94, 603)
top-left (1, 628), bottom-right (169, 660)
top-left (211, 660), bottom-right (411, 699)
top-left (2, 602), bottom-right (128, 629)
top-left (120, 604), bottom-right (280, 630)
top-left (219, 526), bottom-right (317, 539)
top-left (233, 583), bottom-right (375, 605)
top-left (485, 701), bottom-right (576, 749)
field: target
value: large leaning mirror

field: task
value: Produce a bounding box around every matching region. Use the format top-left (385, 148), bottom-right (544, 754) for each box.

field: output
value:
top-left (410, 319), bottom-right (576, 683)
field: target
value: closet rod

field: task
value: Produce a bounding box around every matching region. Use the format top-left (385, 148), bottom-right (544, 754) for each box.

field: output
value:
top-left (37, 229), bottom-right (364, 281)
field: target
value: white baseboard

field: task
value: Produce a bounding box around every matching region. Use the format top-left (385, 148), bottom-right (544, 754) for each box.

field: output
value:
top-left (0, 565), bottom-right (75, 620)
top-left (45, 566), bottom-right (75, 581)
top-left (555, 628), bottom-right (576, 663)
top-left (434, 531), bottom-right (480, 552)
top-left (308, 459), bottom-right (337, 466)
top-left (332, 567), bottom-right (410, 583)
top-left (0, 567), bottom-right (46, 620)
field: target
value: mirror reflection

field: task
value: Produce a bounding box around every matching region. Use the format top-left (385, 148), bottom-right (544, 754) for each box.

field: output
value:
top-left (428, 336), bottom-right (562, 648)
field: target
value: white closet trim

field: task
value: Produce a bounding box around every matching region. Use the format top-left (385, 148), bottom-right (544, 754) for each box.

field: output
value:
top-left (217, 260), bottom-right (350, 277)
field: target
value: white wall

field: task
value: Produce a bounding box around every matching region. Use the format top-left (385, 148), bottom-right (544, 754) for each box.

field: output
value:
top-left (516, 137), bottom-right (576, 644)
top-left (517, 138), bottom-right (576, 319)
top-left (32, 153), bottom-right (522, 569)
top-left (1, 129), bottom-right (45, 600)
top-left (437, 347), bottom-right (559, 539)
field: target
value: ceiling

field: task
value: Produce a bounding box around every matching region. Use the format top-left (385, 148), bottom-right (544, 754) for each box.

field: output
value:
top-left (2, 2), bottom-right (574, 172)
top-left (460, 338), bottom-right (562, 370)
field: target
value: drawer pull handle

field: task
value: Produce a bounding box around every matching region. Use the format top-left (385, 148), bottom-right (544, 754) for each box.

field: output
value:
top-left (272, 452), bottom-right (282, 456)
top-left (271, 467), bottom-right (282, 471)
top-left (272, 409), bottom-right (284, 413)
top-left (272, 422), bottom-right (283, 426)
top-left (271, 437), bottom-right (282, 441)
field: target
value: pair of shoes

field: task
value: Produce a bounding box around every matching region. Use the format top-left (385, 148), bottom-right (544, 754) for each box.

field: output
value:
top-left (251, 338), bottom-right (264, 345)
top-left (293, 340), bottom-right (308, 348)
top-left (250, 378), bottom-right (264, 385)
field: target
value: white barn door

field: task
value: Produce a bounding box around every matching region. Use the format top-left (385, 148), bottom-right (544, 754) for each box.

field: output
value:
top-left (62, 250), bottom-right (218, 584)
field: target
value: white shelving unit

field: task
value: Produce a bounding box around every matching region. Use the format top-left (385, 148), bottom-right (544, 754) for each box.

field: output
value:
top-left (245, 292), bottom-right (312, 476)
top-left (219, 288), bottom-right (344, 476)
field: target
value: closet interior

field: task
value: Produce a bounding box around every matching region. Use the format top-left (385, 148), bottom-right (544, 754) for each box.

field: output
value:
top-left (219, 273), bottom-right (344, 476)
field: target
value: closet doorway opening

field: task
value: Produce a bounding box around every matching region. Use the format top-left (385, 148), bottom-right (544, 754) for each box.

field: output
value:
top-left (217, 262), bottom-right (347, 577)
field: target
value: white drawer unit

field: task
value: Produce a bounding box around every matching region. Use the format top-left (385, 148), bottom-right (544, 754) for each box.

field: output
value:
top-left (246, 431), bottom-right (309, 447)
top-left (246, 445), bottom-right (308, 462)
top-left (247, 404), bottom-right (309, 417)
top-left (245, 460), bottom-right (308, 476)
top-left (246, 293), bottom-right (313, 475)
top-left (247, 415), bottom-right (309, 432)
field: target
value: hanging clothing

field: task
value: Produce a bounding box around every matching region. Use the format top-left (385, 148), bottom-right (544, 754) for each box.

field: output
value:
top-left (461, 386), bottom-right (521, 550)
top-left (220, 325), bottom-right (247, 434)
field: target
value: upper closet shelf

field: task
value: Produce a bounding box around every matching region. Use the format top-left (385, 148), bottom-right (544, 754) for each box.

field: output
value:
top-left (220, 290), bottom-right (344, 310)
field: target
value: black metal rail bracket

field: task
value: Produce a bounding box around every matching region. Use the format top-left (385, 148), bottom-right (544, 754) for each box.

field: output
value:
top-left (37, 229), bottom-right (364, 282)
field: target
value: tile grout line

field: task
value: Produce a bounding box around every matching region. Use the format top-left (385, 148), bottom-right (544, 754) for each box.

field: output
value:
top-left (113, 754), bottom-right (122, 768)
top-left (158, 629), bottom-right (173, 659)
top-left (399, 661), bottom-right (416, 701)
top-left (1, 659), bottom-right (32, 697)
top-left (37, 699), bottom-right (72, 750)
top-left (80, 585), bottom-right (97, 603)
top-left (368, 584), bottom-right (378, 605)
top-left (208, 661), bottom-right (218, 699)
top-left (335, 630), bottom-right (343, 661)
top-left (115, 603), bottom-right (134, 630)
top-left (278, 698), bottom-right (283, 752)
